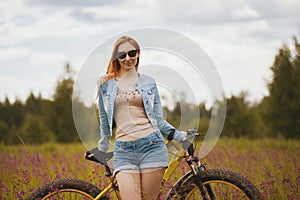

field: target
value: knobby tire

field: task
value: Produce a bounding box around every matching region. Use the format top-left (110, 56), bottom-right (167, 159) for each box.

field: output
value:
top-left (28, 178), bottom-right (108, 200)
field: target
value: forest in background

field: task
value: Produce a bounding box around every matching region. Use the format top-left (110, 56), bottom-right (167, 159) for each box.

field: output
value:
top-left (0, 37), bottom-right (299, 145)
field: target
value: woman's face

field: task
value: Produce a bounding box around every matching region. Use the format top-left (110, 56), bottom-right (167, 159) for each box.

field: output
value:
top-left (116, 42), bottom-right (139, 73)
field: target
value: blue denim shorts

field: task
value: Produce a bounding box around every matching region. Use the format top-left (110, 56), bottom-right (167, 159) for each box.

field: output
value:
top-left (113, 130), bottom-right (168, 176)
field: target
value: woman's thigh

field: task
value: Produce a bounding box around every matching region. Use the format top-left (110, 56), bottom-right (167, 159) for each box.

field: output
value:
top-left (116, 169), bottom-right (142, 200)
top-left (141, 167), bottom-right (166, 200)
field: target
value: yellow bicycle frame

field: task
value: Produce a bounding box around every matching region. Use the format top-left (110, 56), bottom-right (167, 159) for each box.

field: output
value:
top-left (93, 140), bottom-right (186, 200)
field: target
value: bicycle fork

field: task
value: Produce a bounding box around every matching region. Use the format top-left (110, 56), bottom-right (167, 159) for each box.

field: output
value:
top-left (187, 157), bottom-right (216, 200)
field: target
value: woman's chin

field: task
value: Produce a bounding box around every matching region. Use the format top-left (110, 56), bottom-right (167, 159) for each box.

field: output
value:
top-left (122, 65), bottom-right (135, 71)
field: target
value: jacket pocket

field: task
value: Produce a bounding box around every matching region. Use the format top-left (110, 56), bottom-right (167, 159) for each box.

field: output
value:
top-left (145, 88), bottom-right (155, 107)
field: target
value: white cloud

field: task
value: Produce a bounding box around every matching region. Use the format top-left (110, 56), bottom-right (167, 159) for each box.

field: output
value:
top-left (0, 0), bottom-right (37, 21)
top-left (0, 73), bottom-right (57, 102)
top-left (29, 51), bottom-right (69, 67)
top-left (0, 7), bottom-right (102, 45)
top-left (231, 5), bottom-right (260, 19)
top-left (0, 0), bottom-right (299, 103)
top-left (0, 47), bottom-right (30, 62)
top-left (202, 37), bottom-right (275, 101)
top-left (80, 0), bottom-right (161, 25)
top-left (278, 0), bottom-right (300, 12)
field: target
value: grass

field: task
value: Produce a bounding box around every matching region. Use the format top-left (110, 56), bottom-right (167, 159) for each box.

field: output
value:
top-left (203, 138), bottom-right (299, 199)
top-left (0, 138), bottom-right (299, 199)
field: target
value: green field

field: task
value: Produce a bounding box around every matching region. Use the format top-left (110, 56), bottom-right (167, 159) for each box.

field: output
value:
top-left (0, 138), bottom-right (299, 199)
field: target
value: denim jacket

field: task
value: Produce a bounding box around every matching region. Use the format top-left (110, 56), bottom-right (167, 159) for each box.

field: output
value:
top-left (97, 74), bottom-right (185, 152)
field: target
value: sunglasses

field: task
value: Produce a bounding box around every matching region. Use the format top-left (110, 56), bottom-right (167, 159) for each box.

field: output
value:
top-left (116, 49), bottom-right (138, 59)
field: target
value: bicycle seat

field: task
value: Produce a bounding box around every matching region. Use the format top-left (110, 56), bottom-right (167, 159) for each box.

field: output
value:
top-left (85, 148), bottom-right (113, 166)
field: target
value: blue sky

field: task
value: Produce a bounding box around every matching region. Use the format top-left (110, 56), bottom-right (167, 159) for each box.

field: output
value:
top-left (0, 0), bottom-right (299, 103)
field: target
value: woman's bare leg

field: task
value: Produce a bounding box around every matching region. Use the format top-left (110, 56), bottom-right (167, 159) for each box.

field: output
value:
top-left (141, 167), bottom-right (166, 200)
top-left (116, 169), bottom-right (142, 200)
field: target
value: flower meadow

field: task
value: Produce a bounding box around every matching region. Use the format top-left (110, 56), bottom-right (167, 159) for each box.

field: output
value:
top-left (0, 138), bottom-right (299, 199)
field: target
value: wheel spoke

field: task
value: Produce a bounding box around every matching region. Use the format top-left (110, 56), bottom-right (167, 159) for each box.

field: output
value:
top-left (185, 181), bottom-right (249, 199)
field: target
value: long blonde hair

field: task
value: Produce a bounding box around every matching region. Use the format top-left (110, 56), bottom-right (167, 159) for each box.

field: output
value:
top-left (104, 36), bottom-right (140, 81)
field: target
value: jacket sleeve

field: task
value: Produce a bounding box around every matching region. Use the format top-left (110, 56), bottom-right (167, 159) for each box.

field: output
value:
top-left (152, 83), bottom-right (185, 142)
top-left (97, 84), bottom-right (110, 152)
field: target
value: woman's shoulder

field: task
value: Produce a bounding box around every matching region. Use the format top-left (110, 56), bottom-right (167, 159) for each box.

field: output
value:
top-left (139, 74), bottom-right (156, 83)
top-left (97, 75), bottom-right (106, 86)
top-left (97, 74), bottom-right (115, 87)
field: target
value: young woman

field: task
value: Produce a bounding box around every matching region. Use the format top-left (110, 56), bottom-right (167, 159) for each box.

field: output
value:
top-left (96, 36), bottom-right (192, 200)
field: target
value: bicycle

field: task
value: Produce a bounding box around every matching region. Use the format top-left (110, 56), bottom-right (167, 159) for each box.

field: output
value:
top-left (28, 129), bottom-right (263, 199)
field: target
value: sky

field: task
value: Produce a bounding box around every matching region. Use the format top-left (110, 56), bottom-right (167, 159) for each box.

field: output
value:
top-left (1, 0), bottom-right (299, 104)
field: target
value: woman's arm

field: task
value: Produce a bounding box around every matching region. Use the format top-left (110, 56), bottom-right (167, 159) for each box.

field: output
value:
top-left (97, 85), bottom-right (110, 152)
top-left (152, 83), bottom-right (185, 142)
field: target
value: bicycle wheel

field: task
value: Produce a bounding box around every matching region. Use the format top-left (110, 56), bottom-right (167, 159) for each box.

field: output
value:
top-left (28, 178), bottom-right (108, 200)
top-left (167, 169), bottom-right (263, 200)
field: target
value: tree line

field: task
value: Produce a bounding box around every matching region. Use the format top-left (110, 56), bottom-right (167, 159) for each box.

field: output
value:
top-left (0, 37), bottom-right (299, 145)
top-left (0, 64), bottom-right (80, 144)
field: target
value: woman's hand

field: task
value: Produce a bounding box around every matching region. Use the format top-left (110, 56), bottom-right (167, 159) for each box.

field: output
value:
top-left (181, 139), bottom-right (194, 156)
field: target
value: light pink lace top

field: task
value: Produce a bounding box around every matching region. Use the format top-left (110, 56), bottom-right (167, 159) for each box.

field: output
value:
top-left (113, 88), bottom-right (156, 140)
